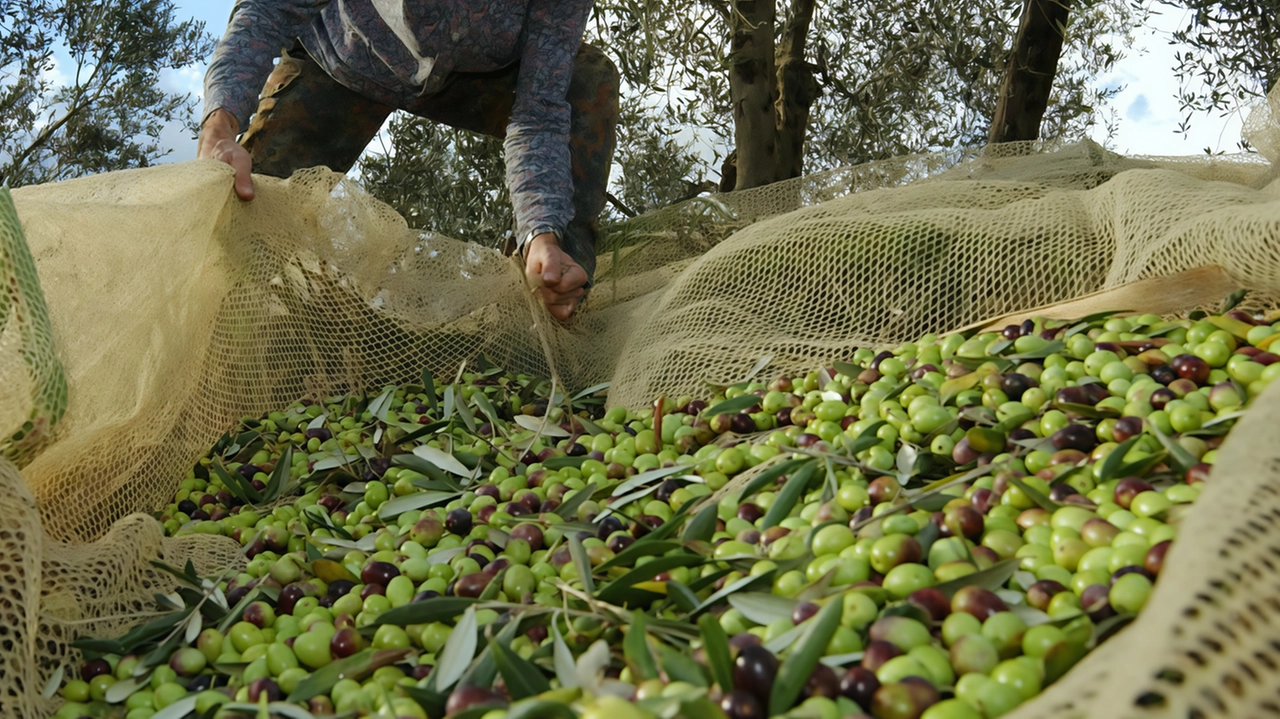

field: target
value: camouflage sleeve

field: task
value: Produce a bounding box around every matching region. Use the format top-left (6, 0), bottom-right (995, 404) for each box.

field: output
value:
top-left (202, 0), bottom-right (326, 131)
top-left (503, 0), bottom-right (592, 243)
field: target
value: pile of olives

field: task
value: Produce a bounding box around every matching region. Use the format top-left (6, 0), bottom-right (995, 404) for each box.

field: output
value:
top-left (56, 309), bottom-right (1278, 719)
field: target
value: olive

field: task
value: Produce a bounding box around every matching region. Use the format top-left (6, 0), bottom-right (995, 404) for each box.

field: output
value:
top-left (1051, 425), bottom-right (1097, 452)
top-left (720, 689), bottom-right (765, 719)
top-left (1080, 584), bottom-right (1115, 621)
top-left (861, 640), bottom-right (904, 671)
top-left (1170, 354), bottom-right (1211, 383)
top-left (248, 677), bottom-right (282, 703)
top-left (737, 503), bottom-right (765, 522)
top-left (1026, 580), bottom-right (1068, 611)
top-left (654, 479), bottom-right (684, 503)
top-left (510, 523), bottom-right (545, 550)
top-left (802, 663), bottom-right (840, 700)
top-left (951, 586), bottom-right (1008, 620)
top-left (792, 601), bottom-right (821, 625)
top-left (361, 561), bottom-right (400, 586)
top-left (839, 666), bottom-right (881, 710)
top-left (1000, 373), bottom-right (1037, 401)
top-left (330, 627), bottom-right (361, 658)
top-left (906, 588), bottom-right (951, 621)
top-left (446, 508), bottom-right (474, 535)
top-left (734, 644), bottom-right (779, 706)
top-left (1113, 477), bottom-right (1154, 509)
top-left (1145, 540), bottom-right (1172, 575)
top-left (277, 583), bottom-right (307, 615)
top-left (1111, 416), bottom-right (1144, 442)
top-left (445, 685), bottom-right (507, 716)
top-left (943, 505), bottom-right (984, 540)
top-left (596, 515), bottom-right (625, 539)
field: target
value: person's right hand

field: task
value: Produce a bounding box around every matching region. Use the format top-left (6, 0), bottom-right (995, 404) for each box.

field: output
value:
top-left (197, 109), bottom-right (255, 201)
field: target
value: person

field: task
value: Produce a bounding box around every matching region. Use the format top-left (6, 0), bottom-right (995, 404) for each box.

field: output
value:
top-left (196, 1), bottom-right (619, 321)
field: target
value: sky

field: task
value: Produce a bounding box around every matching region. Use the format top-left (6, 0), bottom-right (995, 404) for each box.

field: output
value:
top-left (55, 1), bottom-right (1262, 170)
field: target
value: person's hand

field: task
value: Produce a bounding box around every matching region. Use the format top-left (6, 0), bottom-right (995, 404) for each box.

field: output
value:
top-left (523, 232), bottom-right (588, 321)
top-left (197, 109), bottom-right (255, 201)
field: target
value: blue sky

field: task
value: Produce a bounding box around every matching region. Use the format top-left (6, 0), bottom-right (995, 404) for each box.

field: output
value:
top-left (55, 1), bottom-right (1258, 168)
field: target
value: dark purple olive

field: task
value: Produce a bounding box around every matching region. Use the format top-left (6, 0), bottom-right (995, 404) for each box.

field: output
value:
top-left (1146, 540), bottom-right (1172, 575)
top-left (248, 678), bottom-right (282, 703)
top-left (733, 644), bottom-right (778, 707)
top-left (1149, 364), bottom-right (1178, 385)
top-left (792, 601), bottom-right (820, 625)
top-left (1048, 484), bottom-right (1079, 502)
top-left (361, 561), bottom-right (399, 586)
top-left (446, 509), bottom-right (474, 535)
top-left (1170, 354), bottom-right (1211, 384)
top-left (1111, 566), bottom-right (1155, 584)
top-left (1051, 424), bottom-right (1097, 452)
top-left (720, 690), bottom-right (765, 719)
top-left (731, 413), bottom-right (757, 434)
top-left (454, 572), bottom-right (493, 598)
top-left (1081, 584), bottom-right (1116, 621)
top-left (802, 663), bottom-right (840, 700)
top-left (1113, 477), bottom-right (1154, 509)
top-left (510, 523), bottom-right (545, 550)
top-left (445, 686), bottom-right (507, 716)
top-left (1002, 324), bottom-right (1023, 340)
top-left (861, 640), bottom-right (903, 671)
top-left (1000, 373), bottom-right (1037, 401)
top-left (907, 588), bottom-right (951, 621)
top-left (839, 666), bottom-right (880, 710)
top-left (1026, 580), bottom-right (1067, 611)
top-left (277, 583), bottom-right (307, 615)
top-left (80, 658), bottom-right (111, 682)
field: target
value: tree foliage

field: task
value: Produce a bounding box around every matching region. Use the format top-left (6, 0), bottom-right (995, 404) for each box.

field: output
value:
top-left (0, 0), bottom-right (212, 186)
top-left (358, 0), bottom-right (1140, 238)
top-left (1159, 0), bottom-right (1280, 145)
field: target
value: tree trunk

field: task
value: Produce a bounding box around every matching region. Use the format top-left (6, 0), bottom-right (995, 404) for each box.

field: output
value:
top-left (775, 0), bottom-right (820, 180)
top-left (728, 0), bottom-right (779, 190)
top-left (988, 0), bottom-right (1073, 144)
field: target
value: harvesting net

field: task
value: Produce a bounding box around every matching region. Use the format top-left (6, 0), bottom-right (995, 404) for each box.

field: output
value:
top-left (0, 82), bottom-right (1279, 717)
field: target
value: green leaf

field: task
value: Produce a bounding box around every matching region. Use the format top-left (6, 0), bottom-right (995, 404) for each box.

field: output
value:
top-left (1096, 436), bottom-right (1141, 483)
top-left (210, 458), bottom-right (262, 505)
top-left (1007, 340), bottom-right (1067, 361)
top-left (571, 382), bottom-right (612, 401)
top-left (761, 460), bottom-right (819, 529)
top-left (368, 386), bottom-right (396, 422)
top-left (541, 456), bottom-right (587, 470)
top-left (737, 458), bottom-right (809, 501)
top-left (703, 394), bottom-right (760, 417)
top-left (833, 361), bottom-right (862, 378)
top-left (727, 592), bottom-right (798, 625)
top-left (422, 370), bottom-right (440, 415)
top-left (286, 648), bottom-right (411, 702)
top-left (568, 535), bottom-right (596, 596)
top-left (554, 482), bottom-right (598, 521)
top-left (769, 598), bottom-right (843, 716)
top-left (667, 580), bottom-right (700, 613)
top-left (1005, 476), bottom-right (1061, 512)
top-left (505, 699), bottom-right (577, 719)
top-left (433, 606), bottom-right (479, 692)
top-left (611, 464), bottom-right (692, 497)
top-left (372, 598), bottom-right (480, 628)
top-left (682, 503), bottom-right (719, 543)
top-left (376, 490), bottom-right (462, 521)
top-left (491, 637), bottom-right (551, 700)
top-left (698, 613), bottom-right (735, 692)
top-left (263, 446), bottom-right (292, 503)
top-left (1151, 425), bottom-right (1198, 474)
top-left (693, 570), bottom-right (774, 615)
top-left (624, 611), bottom-right (660, 681)
top-left (1114, 451), bottom-right (1169, 479)
top-left (454, 391), bottom-right (478, 433)
top-left (596, 554), bottom-right (706, 605)
top-left (934, 558), bottom-right (1019, 598)
top-left (657, 644), bottom-right (708, 686)
top-left (413, 445), bottom-right (472, 477)
top-left (472, 392), bottom-right (500, 427)
top-left (395, 419), bottom-right (452, 445)
top-left (551, 621), bottom-right (577, 688)
top-left (401, 684), bottom-right (450, 719)
top-left (596, 540), bottom-right (684, 573)
top-left (940, 372), bottom-right (981, 405)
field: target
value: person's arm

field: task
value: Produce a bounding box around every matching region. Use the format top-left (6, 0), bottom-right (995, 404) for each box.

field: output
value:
top-left (504, 0), bottom-right (592, 256)
top-left (198, 0), bottom-right (324, 199)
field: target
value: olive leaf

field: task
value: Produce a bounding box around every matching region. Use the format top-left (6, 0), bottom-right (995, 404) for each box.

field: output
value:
top-left (372, 597), bottom-right (478, 628)
top-left (727, 592), bottom-right (798, 625)
top-left (376, 490), bottom-right (462, 521)
top-left (596, 554), bottom-right (706, 605)
top-left (491, 636), bottom-right (551, 699)
top-left (568, 535), bottom-right (596, 595)
top-left (553, 481), bottom-right (599, 520)
top-left (698, 613), bottom-right (735, 692)
top-left (623, 611), bottom-right (661, 681)
top-left (657, 643), bottom-right (709, 686)
top-left (934, 558), bottom-right (1019, 598)
top-left (611, 464), bottom-right (691, 497)
top-left (571, 381), bottom-right (613, 401)
top-left (703, 394), bottom-right (760, 417)
top-left (551, 619), bottom-right (578, 688)
top-left (761, 460), bottom-right (820, 529)
top-left (682, 503), bottom-right (719, 543)
top-left (833, 360), bottom-right (861, 378)
top-left (413, 444), bottom-right (472, 477)
top-left (472, 391), bottom-right (500, 428)
top-left (737, 457), bottom-right (810, 500)
top-left (1150, 425), bottom-right (1199, 474)
top-left (693, 570), bottom-right (774, 615)
top-left (505, 700), bottom-right (578, 719)
top-left (287, 648), bottom-right (412, 702)
top-left (1005, 476), bottom-right (1061, 512)
top-left (1095, 436), bottom-right (1141, 483)
top-left (595, 540), bottom-right (684, 573)
top-left (769, 598), bottom-right (844, 716)
top-left (367, 386), bottom-right (396, 422)
top-left (433, 606), bottom-right (479, 692)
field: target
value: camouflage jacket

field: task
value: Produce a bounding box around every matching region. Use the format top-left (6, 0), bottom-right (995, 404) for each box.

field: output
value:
top-left (204, 0), bottom-right (592, 240)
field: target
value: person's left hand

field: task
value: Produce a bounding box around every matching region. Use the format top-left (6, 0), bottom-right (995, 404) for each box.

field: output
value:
top-left (523, 232), bottom-right (588, 321)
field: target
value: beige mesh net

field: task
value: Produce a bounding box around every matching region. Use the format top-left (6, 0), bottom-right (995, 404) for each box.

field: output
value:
top-left (2, 84), bottom-right (1280, 718)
